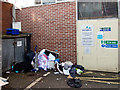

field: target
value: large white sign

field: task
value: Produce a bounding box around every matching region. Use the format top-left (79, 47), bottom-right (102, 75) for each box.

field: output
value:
top-left (81, 25), bottom-right (94, 46)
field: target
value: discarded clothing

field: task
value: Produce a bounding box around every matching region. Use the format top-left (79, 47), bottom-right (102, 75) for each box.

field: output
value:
top-left (36, 49), bottom-right (59, 71)
top-left (12, 51), bottom-right (35, 73)
top-left (38, 53), bottom-right (48, 71)
top-left (13, 62), bottom-right (26, 72)
top-left (0, 77), bottom-right (9, 86)
top-left (69, 67), bottom-right (76, 78)
top-left (55, 61), bottom-right (73, 75)
top-left (63, 61), bottom-right (73, 70)
top-left (56, 62), bottom-right (63, 74)
top-left (47, 53), bottom-right (56, 69)
top-left (69, 65), bottom-right (84, 77)
top-left (48, 60), bottom-right (55, 70)
top-left (12, 62), bottom-right (33, 73)
top-left (31, 51), bottom-right (39, 71)
top-left (48, 53), bottom-right (55, 61)
top-left (73, 65), bottom-right (84, 71)
top-left (63, 61), bottom-right (73, 75)
top-left (25, 51), bottom-right (35, 71)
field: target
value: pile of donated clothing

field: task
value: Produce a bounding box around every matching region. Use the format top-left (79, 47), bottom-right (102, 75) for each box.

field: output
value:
top-left (12, 49), bottom-right (84, 76)
top-left (31, 49), bottom-right (84, 76)
top-left (12, 49), bottom-right (84, 88)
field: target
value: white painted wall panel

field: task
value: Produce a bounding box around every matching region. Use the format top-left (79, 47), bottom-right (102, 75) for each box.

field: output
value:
top-left (77, 18), bottom-right (119, 72)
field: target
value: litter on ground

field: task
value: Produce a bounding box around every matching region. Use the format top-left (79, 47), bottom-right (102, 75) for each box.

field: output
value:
top-left (0, 77), bottom-right (9, 86)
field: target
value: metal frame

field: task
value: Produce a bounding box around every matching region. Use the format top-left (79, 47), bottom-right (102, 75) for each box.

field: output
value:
top-left (76, 0), bottom-right (119, 20)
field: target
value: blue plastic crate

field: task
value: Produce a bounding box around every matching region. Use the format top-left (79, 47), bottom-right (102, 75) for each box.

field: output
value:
top-left (6, 28), bottom-right (19, 35)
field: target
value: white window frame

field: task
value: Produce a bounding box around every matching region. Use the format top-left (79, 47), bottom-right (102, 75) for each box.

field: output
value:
top-left (56, 0), bottom-right (68, 3)
top-left (56, 0), bottom-right (75, 3)
top-left (14, 0), bottom-right (75, 8)
top-left (34, 0), bottom-right (75, 5)
top-left (34, 0), bottom-right (56, 5)
top-left (42, 0), bottom-right (56, 5)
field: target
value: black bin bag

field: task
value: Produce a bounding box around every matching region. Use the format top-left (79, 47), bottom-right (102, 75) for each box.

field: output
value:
top-left (13, 51), bottom-right (35, 72)
top-left (24, 51), bottom-right (35, 71)
top-left (67, 65), bottom-right (84, 88)
top-left (67, 79), bottom-right (82, 88)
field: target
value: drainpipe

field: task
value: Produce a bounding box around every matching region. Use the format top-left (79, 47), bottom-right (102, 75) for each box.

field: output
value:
top-left (118, 0), bottom-right (120, 19)
top-left (12, 5), bottom-right (16, 22)
top-left (76, 0), bottom-right (78, 21)
top-left (0, 1), bottom-right (2, 77)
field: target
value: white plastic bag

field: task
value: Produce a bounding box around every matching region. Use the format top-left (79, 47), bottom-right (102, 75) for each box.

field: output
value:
top-left (38, 52), bottom-right (48, 71)
top-left (48, 53), bottom-right (55, 69)
top-left (48, 53), bottom-right (55, 61)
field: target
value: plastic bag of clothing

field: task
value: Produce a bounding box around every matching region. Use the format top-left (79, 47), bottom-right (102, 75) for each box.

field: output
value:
top-left (38, 52), bottom-right (48, 71)
top-left (48, 60), bottom-right (55, 69)
top-left (67, 79), bottom-right (82, 88)
top-left (24, 51), bottom-right (35, 72)
top-left (47, 53), bottom-right (55, 69)
top-left (73, 65), bottom-right (84, 71)
top-left (13, 50), bottom-right (35, 72)
top-left (31, 52), bottom-right (39, 71)
top-left (12, 62), bottom-right (26, 72)
top-left (55, 61), bottom-right (73, 75)
top-left (63, 61), bottom-right (73, 75)
top-left (69, 67), bottom-right (76, 77)
top-left (64, 61), bottom-right (73, 69)
top-left (55, 62), bottom-right (63, 74)
top-left (69, 65), bottom-right (84, 77)
top-left (48, 53), bottom-right (55, 60)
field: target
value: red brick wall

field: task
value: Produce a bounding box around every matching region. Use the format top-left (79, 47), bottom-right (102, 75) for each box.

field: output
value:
top-left (16, 2), bottom-right (77, 64)
top-left (0, 2), bottom-right (2, 33)
top-left (2, 2), bottom-right (13, 34)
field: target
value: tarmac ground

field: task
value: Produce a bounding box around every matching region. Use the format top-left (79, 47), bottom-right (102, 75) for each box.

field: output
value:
top-left (1, 70), bottom-right (120, 89)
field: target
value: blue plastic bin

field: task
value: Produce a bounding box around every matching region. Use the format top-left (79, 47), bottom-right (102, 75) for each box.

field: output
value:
top-left (6, 28), bottom-right (19, 35)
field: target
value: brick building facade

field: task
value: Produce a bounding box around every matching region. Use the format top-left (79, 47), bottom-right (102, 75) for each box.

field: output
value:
top-left (16, 2), bottom-right (77, 64)
top-left (2, 2), bottom-right (13, 34)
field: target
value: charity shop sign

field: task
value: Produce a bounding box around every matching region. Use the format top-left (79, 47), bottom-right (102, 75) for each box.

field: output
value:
top-left (81, 25), bottom-right (94, 46)
top-left (101, 40), bottom-right (118, 48)
top-left (97, 31), bottom-right (103, 39)
top-left (100, 27), bottom-right (111, 31)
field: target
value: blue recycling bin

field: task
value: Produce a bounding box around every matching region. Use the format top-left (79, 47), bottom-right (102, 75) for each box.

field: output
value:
top-left (6, 28), bottom-right (19, 35)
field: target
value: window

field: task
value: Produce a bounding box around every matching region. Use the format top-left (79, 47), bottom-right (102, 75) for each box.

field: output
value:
top-left (57, 0), bottom-right (74, 2)
top-left (42, 0), bottom-right (55, 5)
top-left (102, 2), bottom-right (118, 17)
top-left (12, 0), bottom-right (74, 8)
top-left (35, 0), bottom-right (41, 4)
top-left (78, 2), bottom-right (118, 20)
top-left (57, 0), bottom-right (66, 1)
